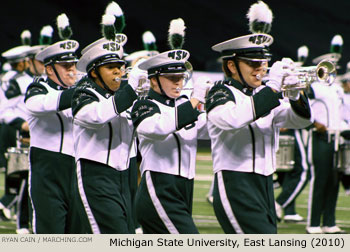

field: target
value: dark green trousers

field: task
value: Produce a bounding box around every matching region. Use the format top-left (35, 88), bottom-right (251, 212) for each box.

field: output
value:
top-left (128, 157), bottom-right (139, 229)
top-left (29, 147), bottom-right (79, 233)
top-left (213, 170), bottom-right (277, 234)
top-left (0, 123), bottom-right (20, 206)
top-left (135, 171), bottom-right (198, 234)
top-left (277, 130), bottom-right (310, 215)
top-left (76, 159), bottom-right (134, 234)
top-left (308, 132), bottom-right (340, 227)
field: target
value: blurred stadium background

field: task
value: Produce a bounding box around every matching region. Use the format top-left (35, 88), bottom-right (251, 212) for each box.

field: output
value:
top-left (2, 0), bottom-right (350, 73)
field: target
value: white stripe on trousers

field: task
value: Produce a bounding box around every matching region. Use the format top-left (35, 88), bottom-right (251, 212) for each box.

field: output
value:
top-left (76, 160), bottom-right (100, 234)
top-left (145, 171), bottom-right (179, 234)
top-left (307, 131), bottom-right (315, 227)
top-left (282, 130), bottom-right (309, 208)
top-left (28, 149), bottom-right (37, 233)
top-left (217, 171), bottom-right (244, 234)
top-left (16, 179), bottom-right (26, 230)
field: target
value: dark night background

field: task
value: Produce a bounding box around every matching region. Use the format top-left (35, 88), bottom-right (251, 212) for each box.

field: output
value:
top-left (1, 0), bottom-right (350, 73)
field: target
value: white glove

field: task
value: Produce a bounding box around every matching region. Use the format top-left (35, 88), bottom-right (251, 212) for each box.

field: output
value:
top-left (128, 58), bottom-right (148, 91)
top-left (266, 59), bottom-right (295, 92)
top-left (281, 57), bottom-right (296, 70)
top-left (282, 74), bottom-right (300, 101)
top-left (192, 76), bottom-right (213, 103)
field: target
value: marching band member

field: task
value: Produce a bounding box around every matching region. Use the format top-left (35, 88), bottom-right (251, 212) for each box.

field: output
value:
top-left (132, 18), bottom-right (211, 234)
top-left (0, 42), bottom-right (31, 223)
top-left (24, 14), bottom-right (80, 233)
top-left (206, 1), bottom-right (313, 234)
top-left (0, 27), bottom-right (52, 234)
top-left (338, 66), bottom-right (350, 195)
top-left (275, 46), bottom-right (311, 223)
top-left (125, 29), bottom-right (159, 233)
top-left (306, 35), bottom-right (346, 234)
top-left (72, 11), bottom-right (139, 233)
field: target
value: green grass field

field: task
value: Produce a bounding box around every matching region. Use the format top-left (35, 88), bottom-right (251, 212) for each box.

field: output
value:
top-left (1, 147), bottom-right (349, 234)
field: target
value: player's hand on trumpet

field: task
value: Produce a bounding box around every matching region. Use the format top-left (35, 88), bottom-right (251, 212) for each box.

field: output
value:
top-left (191, 76), bottom-right (213, 107)
top-left (128, 58), bottom-right (148, 92)
top-left (266, 58), bottom-right (295, 92)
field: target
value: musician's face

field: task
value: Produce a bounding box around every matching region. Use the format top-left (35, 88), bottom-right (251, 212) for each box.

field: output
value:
top-left (230, 59), bottom-right (268, 88)
top-left (151, 73), bottom-right (186, 98)
top-left (46, 62), bottom-right (77, 87)
top-left (92, 62), bottom-right (125, 91)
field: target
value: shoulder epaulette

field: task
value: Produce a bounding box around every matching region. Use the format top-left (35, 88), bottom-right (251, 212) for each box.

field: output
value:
top-left (205, 82), bottom-right (235, 113)
top-left (131, 99), bottom-right (160, 128)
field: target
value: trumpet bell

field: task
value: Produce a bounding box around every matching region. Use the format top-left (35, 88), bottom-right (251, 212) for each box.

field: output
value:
top-left (281, 60), bottom-right (336, 91)
top-left (316, 60), bottom-right (336, 84)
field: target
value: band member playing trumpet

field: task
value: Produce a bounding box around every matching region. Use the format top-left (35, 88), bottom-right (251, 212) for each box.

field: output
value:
top-left (131, 18), bottom-right (211, 234)
top-left (72, 15), bottom-right (141, 232)
top-left (306, 34), bottom-right (347, 234)
top-left (205, 1), bottom-right (313, 234)
top-left (275, 46), bottom-right (311, 223)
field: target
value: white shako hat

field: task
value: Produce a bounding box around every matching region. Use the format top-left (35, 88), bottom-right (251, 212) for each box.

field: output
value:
top-left (36, 14), bottom-right (79, 65)
top-left (1, 30), bottom-right (32, 63)
top-left (212, 1), bottom-right (273, 62)
top-left (139, 49), bottom-right (190, 77)
top-left (77, 41), bottom-right (124, 73)
top-left (36, 40), bottom-right (79, 66)
top-left (2, 45), bottom-right (31, 63)
top-left (312, 34), bottom-right (343, 65)
top-left (212, 33), bottom-right (273, 61)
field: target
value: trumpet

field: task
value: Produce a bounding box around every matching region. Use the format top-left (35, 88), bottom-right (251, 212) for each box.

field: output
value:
top-left (281, 60), bottom-right (336, 91)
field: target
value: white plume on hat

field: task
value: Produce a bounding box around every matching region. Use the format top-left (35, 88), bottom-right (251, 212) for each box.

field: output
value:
top-left (21, 30), bottom-right (31, 45)
top-left (101, 14), bottom-right (116, 41)
top-left (143, 31), bottom-right (156, 45)
top-left (40, 25), bottom-right (54, 45)
top-left (41, 25), bottom-right (54, 37)
top-left (105, 1), bottom-right (125, 33)
top-left (142, 31), bottom-right (157, 51)
top-left (57, 13), bottom-right (72, 40)
top-left (330, 34), bottom-right (343, 53)
top-left (168, 18), bottom-right (186, 49)
top-left (297, 45), bottom-right (308, 62)
top-left (247, 1), bottom-right (273, 34)
top-left (105, 1), bottom-right (123, 16)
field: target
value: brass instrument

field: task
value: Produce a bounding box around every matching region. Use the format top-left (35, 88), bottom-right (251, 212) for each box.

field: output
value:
top-left (281, 60), bottom-right (336, 91)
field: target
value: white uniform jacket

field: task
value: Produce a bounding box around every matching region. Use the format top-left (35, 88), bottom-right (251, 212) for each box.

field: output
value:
top-left (72, 77), bottom-right (137, 171)
top-left (309, 81), bottom-right (345, 130)
top-left (1, 70), bottom-right (33, 127)
top-left (0, 70), bottom-right (20, 123)
top-left (206, 79), bottom-right (313, 176)
top-left (25, 77), bottom-right (76, 156)
top-left (131, 89), bottom-right (208, 179)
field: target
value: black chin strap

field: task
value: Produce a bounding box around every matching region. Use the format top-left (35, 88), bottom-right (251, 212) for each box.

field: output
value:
top-left (51, 64), bottom-right (68, 88)
top-left (155, 73), bottom-right (173, 100)
top-left (95, 67), bottom-right (114, 94)
top-left (233, 57), bottom-right (252, 91)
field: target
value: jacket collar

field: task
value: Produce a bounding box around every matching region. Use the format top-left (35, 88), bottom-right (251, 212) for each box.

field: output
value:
top-left (225, 77), bottom-right (254, 96)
